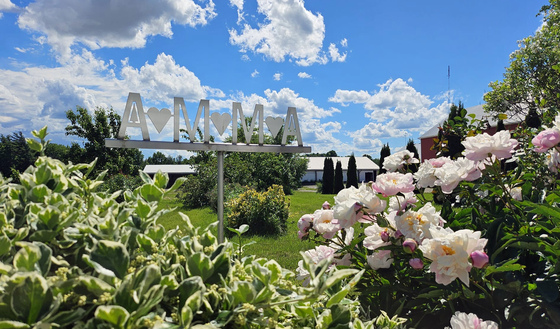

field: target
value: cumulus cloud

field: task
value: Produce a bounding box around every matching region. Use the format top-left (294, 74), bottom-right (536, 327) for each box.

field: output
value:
top-left (251, 69), bottom-right (259, 78)
top-left (340, 38), bottom-right (348, 47)
top-left (298, 72), bottom-right (311, 79)
top-left (229, 0), bottom-right (328, 66)
top-left (0, 0), bottom-right (18, 17)
top-left (121, 53), bottom-right (221, 102)
top-left (17, 0), bottom-right (216, 58)
top-left (328, 43), bottom-right (347, 62)
top-left (329, 89), bottom-right (371, 105)
top-left (273, 72), bottom-right (282, 81)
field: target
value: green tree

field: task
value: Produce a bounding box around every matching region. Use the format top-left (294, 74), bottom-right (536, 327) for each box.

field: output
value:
top-left (0, 131), bottom-right (35, 179)
top-left (322, 157), bottom-right (334, 194)
top-left (379, 144), bottom-right (391, 174)
top-left (145, 151), bottom-right (176, 165)
top-left (484, 1), bottom-right (560, 124)
top-left (346, 154), bottom-right (358, 188)
top-left (334, 160), bottom-right (344, 194)
top-left (65, 106), bottom-right (144, 176)
top-left (406, 138), bottom-right (420, 172)
top-left (44, 143), bottom-right (72, 163)
top-left (326, 150), bottom-right (338, 157)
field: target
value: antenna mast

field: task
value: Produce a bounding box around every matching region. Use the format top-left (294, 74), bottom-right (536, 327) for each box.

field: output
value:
top-left (448, 65), bottom-right (451, 109)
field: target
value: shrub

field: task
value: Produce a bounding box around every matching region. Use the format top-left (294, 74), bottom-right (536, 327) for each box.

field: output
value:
top-left (100, 173), bottom-right (143, 201)
top-left (0, 127), bottom-right (387, 328)
top-left (227, 184), bottom-right (289, 236)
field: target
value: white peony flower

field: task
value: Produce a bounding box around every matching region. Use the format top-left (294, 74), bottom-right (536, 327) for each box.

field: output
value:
top-left (462, 130), bottom-right (518, 161)
top-left (312, 209), bottom-right (341, 239)
top-left (388, 192), bottom-right (418, 212)
top-left (383, 150), bottom-right (420, 172)
top-left (296, 245), bottom-right (337, 285)
top-left (434, 157), bottom-right (481, 194)
top-left (545, 148), bottom-right (560, 173)
top-left (420, 227), bottom-right (487, 286)
top-left (366, 250), bottom-right (393, 270)
top-left (394, 203), bottom-right (444, 242)
top-left (333, 184), bottom-right (386, 228)
top-left (445, 311), bottom-right (499, 329)
top-left (414, 157), bottom-right (453, 188)
top-left (363, 224), bottom-right (393, 250)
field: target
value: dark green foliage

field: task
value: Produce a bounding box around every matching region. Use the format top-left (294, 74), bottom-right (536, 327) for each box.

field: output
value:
top-left (0, 131), bottom-right (35, 179)
top-left (379, 144), bottom-right (391, 174)
top-left (226, 185), bottom-right (289, 236)
top-left (322, 157), bottom-right (334, 194)
top-left (65, 106), bottom-right (144, 176)
top-left (334, 160), bottom-right (344, 194)
top-left (405, 139), bottom-right (420, 173)
top-left (496, 119), bottom-right (506, 132)
top-left (346, 154), bottom-right (358, 188)
top-left (525, 107), bottom-right (542, 128)
top-left (326, 150), bottom-right (338, 157)
top-left (484, 1), bottom-right (560, 122)
top-left (145, 151), bottom-right (183, 164)
top-left (100, 173), bottom-right (144, 202)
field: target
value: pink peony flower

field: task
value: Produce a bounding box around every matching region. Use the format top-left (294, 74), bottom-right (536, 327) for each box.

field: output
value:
top-left (403, 238), bottom-right (418, 253)
top-left (462, 130), bottom-right (518, 161)
top-left (409, 258), bottom-right (424, 270)
top-left (532, 128), bottom-right (560, 153)
top-left (297, 214), bottom-right (313, 232)
top-left (470, 250), bottom-right (489, 268)
top-left (372, 172), bottom-right (415, 197)
top-left (296, 245), bottom-right (337, 285)
top-left (434, 158), bottom-right (481, 194)
top-left (394, 203), bottom-right (444, 242)
top-left (364, 224), bottom-right (393, 250)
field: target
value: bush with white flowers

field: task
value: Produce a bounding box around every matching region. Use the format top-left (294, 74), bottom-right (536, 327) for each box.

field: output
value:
top-left (297, 113), bottom-right (560, 328)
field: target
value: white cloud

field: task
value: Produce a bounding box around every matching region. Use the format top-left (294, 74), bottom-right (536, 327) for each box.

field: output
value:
top-left (121, 53), bottom-right (220, 102)
top-left (273, 72), bottom-right (282, 81)
top-left (228, 0), bottom-right (328, 66)
top-left (340, 38), bottom-right (348, 47)
top-left (251, 69), bottom-right (259, 78)
top-left (298, 72), bottom-right (311, 79)
top-left (17, 0), bottom-right (216, 58)
top-left (328, 43), bottom-right (347, 62)
top-left (328, 89), bottom-right (371, 105)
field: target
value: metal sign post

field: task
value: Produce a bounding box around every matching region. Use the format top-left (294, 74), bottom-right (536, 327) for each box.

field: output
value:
top-left (106, 93), bottom-right (311, 243)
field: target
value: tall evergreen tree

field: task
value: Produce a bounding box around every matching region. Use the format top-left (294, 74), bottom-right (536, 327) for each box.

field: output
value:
top-left (334, 160), bottom-right (344, 194)
top-left (0, 131), bottom-right (35, 179)
top-left (405, 138), bottom-right (420, 173)
top-left (346, 155), bottom-right (358, 188)
top-left (379, 144), bottom-right (391, 174)
top-left (322, 157), bottom-right (334, 194)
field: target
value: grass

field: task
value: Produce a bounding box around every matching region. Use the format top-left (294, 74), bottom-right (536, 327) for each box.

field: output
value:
top-left (157, 190), bottom-right (334, 271)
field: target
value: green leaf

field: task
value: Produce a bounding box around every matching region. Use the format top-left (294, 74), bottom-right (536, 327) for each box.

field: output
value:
top-left (153, 171), bottom-right (169, 189)
top-left (0, 321), bottom-right (30, 329)
top-left (10, 272), bottom-right (52, 325)
top-left (139, 184), bottom-right (163, 202)
top-left (0, 234), bottom-right (11, 257)
top-left (187, 253), bottom-right (213, 281)
top-left (537, 280), bottom-right (559, 303)
top-left (323, 269), bottom-right (359, 292)
top-left (13, 242), bottom-right (41, 272)
top-left (27, 139), bottom-right (42, 153)
top-left (498, 113), bottom-right (508, 120)
top-left (95, 305), bottom-right (130, 329)
top-left (231, 281), bottom-right (256, 304)
top-left (79, 276), bottom-right (115, 296)
top-left (139, 171), bottom-right (152, 184)
top-left (86, 240), bottom-right (130, 279)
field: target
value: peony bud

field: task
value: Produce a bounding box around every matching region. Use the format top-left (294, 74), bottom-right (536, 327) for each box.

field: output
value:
top-left (297, 214), bottom-right (313, 232)
top-left (394, 230), bottom-right (403, 239)
top-left (403, 238), bottom-right (417, 254)
top-left (380, 230), bottom-right (390, 242)
top-left (409, 258), bottom-right (424, 270)
top-left (470, 250), bottom-right (489, 268)
top-left (322, 201), bottom-right (331, 209)
top-left (297, 230), bottom-right (308, 240)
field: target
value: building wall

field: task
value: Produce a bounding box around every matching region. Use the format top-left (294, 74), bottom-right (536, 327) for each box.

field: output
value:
top-left (302, 170), bottom-right (377, 183)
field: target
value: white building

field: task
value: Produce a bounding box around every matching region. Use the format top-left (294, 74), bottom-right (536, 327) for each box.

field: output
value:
top-left (301, 157), bottom-right (379, 183)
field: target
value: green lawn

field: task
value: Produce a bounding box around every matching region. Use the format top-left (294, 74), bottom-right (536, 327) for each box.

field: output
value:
top-left (157, 190), bottom-right (334, 271)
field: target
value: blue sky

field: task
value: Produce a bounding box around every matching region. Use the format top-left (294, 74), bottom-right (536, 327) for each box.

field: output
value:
top-left (0, 0), bottom-right (547, 158)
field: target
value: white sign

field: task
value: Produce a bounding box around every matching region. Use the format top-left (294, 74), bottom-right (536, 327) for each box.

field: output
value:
top-left (117, 92), bottom-right (304, 146)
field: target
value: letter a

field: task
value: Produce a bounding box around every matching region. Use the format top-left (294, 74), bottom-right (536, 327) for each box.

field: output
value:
top-left (118, 93), bottom-right (150, 140)
top-left (282, 107), bottom-right (303, 146)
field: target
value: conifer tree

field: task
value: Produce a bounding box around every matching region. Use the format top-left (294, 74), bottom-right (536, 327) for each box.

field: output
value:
top-left (379, 144), bottom-right (391, 174)
top-left (322, 157), bottom-right (334, 194)
top-left (406, 138), bottom-right (420, 173)
top-left (346, 155), bottom-right (358, 188)
top-left (334, 160), bottom-right (344, 194)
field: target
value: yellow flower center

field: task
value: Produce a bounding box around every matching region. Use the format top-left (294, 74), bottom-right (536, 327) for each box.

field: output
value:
top-left (442, 245), bottom-right (455, 255)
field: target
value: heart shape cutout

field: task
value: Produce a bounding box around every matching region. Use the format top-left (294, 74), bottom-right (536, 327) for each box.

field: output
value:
top-left (147, 107), bottom-right (172, 133)
top-left (211, 112), bottom-right (231, 136)
top-left (266, 116), bottom-right (284, 137)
